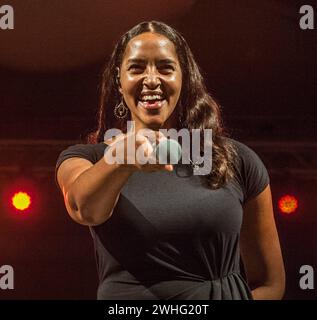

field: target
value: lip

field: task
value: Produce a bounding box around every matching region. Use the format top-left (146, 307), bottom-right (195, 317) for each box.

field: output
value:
top-left (138, 99), bottom-right (166, 110)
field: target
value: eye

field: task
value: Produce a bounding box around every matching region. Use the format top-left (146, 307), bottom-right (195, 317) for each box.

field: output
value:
top-left (158, 65), bottom-right (175, 73)
top-left (161, 65), bottom-right (174, 69)
top-left (128, 64), bottom-right (144, 72)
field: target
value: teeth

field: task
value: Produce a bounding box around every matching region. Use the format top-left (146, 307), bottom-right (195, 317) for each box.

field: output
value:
top-left (140, 95), bottom-right (164, 101)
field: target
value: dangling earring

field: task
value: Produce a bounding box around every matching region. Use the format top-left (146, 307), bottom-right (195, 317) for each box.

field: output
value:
top-left (114, 99), bottom-right (129, 119)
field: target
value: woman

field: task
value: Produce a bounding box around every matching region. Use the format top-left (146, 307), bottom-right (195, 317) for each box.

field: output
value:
top-left (55, 21), bottom-right (285, 300)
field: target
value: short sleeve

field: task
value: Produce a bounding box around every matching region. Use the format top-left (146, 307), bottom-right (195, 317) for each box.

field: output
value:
top-left (55, 143), bottom-right (106, 189)
top-left (231, 139), bottom-right (270, 203)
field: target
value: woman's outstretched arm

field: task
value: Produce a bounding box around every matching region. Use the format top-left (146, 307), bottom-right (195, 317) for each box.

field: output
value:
top-left (57, 132), bottom-right (173, 226)
top-left (57, 155), bottom-right (134, 226)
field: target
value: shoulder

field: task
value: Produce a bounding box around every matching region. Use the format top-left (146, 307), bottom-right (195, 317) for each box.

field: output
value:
top-left (225, 136), bottom-right (256, 156)
top-left (224, 137), bottom-right (266, 169)
top-left (56, 142), bottom-right (107, 170)
top-left (224, 137), bottom-right (270, 203)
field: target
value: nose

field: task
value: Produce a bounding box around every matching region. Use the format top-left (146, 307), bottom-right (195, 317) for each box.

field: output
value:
top-left (143, 67), bottom-right (161, 89)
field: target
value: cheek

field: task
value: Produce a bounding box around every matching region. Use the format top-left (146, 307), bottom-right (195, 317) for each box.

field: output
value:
top-left (121, 75), bottom-right (139, 96)
top-left (168, 75), bottom-right (182, 97)
top-left (169, 68), bottom-right (182, 86)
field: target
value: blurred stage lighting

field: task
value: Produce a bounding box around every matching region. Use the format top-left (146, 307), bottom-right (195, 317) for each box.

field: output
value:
top-left (2, 176), bottom-right (40, 217)
top-left (278, 194), bottom-right (298, 214)
top-left (11, 191), bottom-right (32, 212)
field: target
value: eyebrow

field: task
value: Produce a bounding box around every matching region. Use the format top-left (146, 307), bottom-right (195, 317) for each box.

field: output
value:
top-left (157, 59), bottom-right (176, 65)
top-left (126, 58), bottom-right (176, 65)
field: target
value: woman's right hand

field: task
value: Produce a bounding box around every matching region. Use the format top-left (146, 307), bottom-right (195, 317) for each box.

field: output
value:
top-left (104, 129), bottom-right (173, 173)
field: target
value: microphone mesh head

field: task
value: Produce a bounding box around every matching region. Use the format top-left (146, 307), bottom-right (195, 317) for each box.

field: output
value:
top-left (155, 138), bottom-right (182, 164)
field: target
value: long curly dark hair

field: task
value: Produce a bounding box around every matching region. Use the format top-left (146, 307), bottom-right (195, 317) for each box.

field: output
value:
top-left (87, 21), bottom-right (238, 189)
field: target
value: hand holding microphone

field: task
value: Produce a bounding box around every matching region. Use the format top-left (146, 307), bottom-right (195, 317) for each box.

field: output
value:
top-left (104, 129), bottom-right (182, 173)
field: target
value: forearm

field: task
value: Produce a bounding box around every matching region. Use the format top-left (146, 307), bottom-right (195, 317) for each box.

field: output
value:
top-left (66, 158), bottom-right (134, 226)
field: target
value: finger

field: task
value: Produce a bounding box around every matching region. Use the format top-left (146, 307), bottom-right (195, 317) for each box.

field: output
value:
top-left (165, 164), bottom-right (174, 171)
top-left (104, 136), bottom-right (117, 145)
top-left (145, 163), bottom-right (173, 172)
top-left (105, 133), bottom-right (125, 146)
top-left (135, 131), bottom-right (148, 145)
top-left (155, 130), bottom-right (166, 144)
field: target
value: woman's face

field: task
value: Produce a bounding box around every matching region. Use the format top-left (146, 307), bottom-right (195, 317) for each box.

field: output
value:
top-left (119, 32), bottom-right (182, 132)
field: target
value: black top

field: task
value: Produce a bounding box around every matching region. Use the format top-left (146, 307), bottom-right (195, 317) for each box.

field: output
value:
top-left (55, 138), bottom-right (269, 300)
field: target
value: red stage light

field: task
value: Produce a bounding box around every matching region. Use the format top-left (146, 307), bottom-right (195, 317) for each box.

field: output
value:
top-left (278, 194), bottom-right (298, 214)
top-left (11, 191), bottom-right (32, 211)
top-left (2, 177), bottom-right (40, 217)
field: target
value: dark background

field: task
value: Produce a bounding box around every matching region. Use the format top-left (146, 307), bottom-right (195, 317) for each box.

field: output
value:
top-left (0, 0), bottom-right (316, 299)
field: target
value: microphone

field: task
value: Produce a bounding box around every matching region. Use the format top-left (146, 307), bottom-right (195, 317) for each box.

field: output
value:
top-left (151, 138), bottom-right (182, 164)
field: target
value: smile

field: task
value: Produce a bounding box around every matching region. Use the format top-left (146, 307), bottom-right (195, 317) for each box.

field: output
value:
top-left (137, 92), bottom-right (167, 110)
top-left (138, 99), bottom-right (166, 110)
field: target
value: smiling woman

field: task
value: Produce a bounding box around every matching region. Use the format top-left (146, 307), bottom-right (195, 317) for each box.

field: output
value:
top-left (55, 21), bottom-right (285, 300)
top-left (89, 21), bottom-right (240, 190)
top-left (117, 32), bottom-right (182, 132)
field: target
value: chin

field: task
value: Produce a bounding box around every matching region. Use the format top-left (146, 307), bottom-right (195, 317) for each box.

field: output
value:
top-left (144, 121), bottom-right (164, 130)
top-left (140, 115), bottom-right (165, 127)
